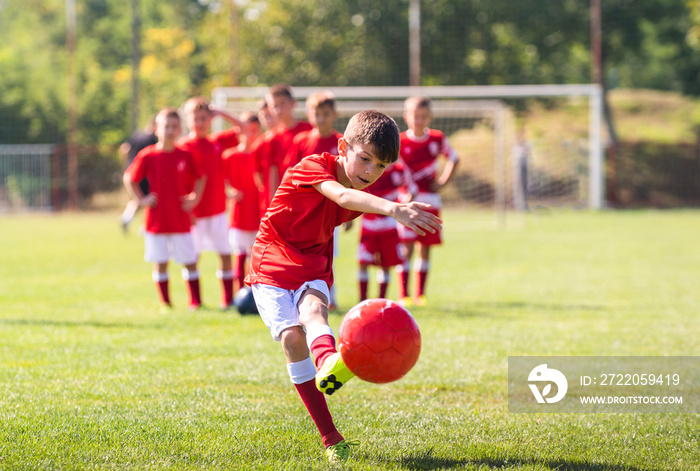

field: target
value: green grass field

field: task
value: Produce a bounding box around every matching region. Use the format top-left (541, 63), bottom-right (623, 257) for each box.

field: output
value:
top-left (1, 209), bottom-right (698, 470)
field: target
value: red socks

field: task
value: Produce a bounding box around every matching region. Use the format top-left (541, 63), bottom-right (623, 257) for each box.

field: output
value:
top-left (217, 269), bottom-right (234, 307)
top-left (294, 379), bottom-right (343, 447)
top-left (235, 254), bottom-right (247, 291)
top-left (398, 267), bottom-right (410, 299)
top-left (156, 280), bottom-right (170, 305)
top-left (310, 335), bottom-right (337, 370)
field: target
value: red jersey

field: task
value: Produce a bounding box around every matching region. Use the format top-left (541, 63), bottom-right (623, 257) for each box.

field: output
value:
top-left (125, 145), bottom-right (201, 234)
top-left (399, 128), bottom-right (458, 194)
top-left (177, 127), bottom-right (239, 218)
top-left (246, 153), bottom-right (363, 290)
top-left (263, 121), bottom-right (313, 177)
top-left (282, 129), bottom-right (343, 171)
top-left (222, 147), bottom-right (260, 232)
top-left (362, 160), bottom-right (416, 234)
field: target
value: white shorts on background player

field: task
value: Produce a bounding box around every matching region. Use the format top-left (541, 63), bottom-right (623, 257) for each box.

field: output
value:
top-left (251, 280), bottom-right (330, 342)
top-left (144, 232), bottom-right (198, 265)
top-left (192, 212), bottom-right (231, 254)
top-left (228, 228), bottom-right (257, 255)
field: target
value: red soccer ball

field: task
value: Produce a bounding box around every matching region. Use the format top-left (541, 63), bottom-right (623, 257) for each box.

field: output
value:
top-left (338, 298), bottom-right (421, 384)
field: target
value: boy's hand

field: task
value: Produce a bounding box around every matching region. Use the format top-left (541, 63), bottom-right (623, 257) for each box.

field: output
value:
top-left (181, 193), bottom-right (199, 212)
top-left (140, 194), bottom-right (157, 208)
top-left (227, 188), bottom-right (243, 201)
top-left (392, 202), bottom-right (442, 236)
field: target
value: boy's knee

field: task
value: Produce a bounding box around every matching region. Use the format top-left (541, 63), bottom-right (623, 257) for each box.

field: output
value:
top-left (299, 299), bottom-right (328, 325)
top-left (280, 326), bottom-right (306, 348)
top-left (279, 326), bottom-right (309, 361)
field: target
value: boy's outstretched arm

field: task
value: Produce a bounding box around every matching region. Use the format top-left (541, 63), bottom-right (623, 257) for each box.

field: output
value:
top-left (314, 180), bottom-right (442, 236)
top-left (211, 107), bottom-right (246, 130)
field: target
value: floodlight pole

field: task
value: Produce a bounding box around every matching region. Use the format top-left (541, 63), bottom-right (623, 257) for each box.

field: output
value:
top-left (130, 0), bottom-right (141, 134)
top-left (409, 0), bottom-right (420, 86)
top-left (230, 0), bottom-right (239, 86)
top-left (66, 0), bottom-right (78, 210)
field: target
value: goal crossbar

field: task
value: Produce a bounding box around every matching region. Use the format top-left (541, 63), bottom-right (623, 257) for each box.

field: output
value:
top-left (212, 84), bottom-right (604, 209)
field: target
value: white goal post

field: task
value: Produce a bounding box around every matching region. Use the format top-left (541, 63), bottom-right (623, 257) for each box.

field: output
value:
top-left (212, 84), bottom-right (604, 212)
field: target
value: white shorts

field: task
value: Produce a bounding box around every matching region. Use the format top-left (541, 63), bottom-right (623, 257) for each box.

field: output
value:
top-left (229, 228), bottom-right (257, 255)
top-left (144, 232), bottom-right (198, 265)
top-left (192, 212), bottom-right (231, 255)
top-left (333, 226), bottom-right (340, 257)
top-left (251, 280), bottom-right (330, 341)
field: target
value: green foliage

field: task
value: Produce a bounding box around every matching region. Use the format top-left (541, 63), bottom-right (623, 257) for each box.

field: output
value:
top-left (1, 0), bottom-right (700, 149)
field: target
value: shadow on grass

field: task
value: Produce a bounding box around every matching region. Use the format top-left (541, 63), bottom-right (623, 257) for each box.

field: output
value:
top-left (0, 318), bottom-right (162, 329)
top-left (389, 451), bottom-right (658, 471)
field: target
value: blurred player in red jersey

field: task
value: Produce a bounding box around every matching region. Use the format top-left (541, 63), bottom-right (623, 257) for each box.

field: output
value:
top-left (283, 91), bottom-right (343, 170)
top-left (178, 96), bottom-right (245, 310)
top-left (397, 96), bottom-right (459, 307)
top-left (251, 98), bottom-right (279, 218)
top-left (357, 159), bottom-right (417, 302)
top-left (123, 108), bottom-right (205, 311)
top-left (252, 84), bottom-right (312, 215)
top-left (245, 110), bottom-right (441, 463)
top-left (222, 112), bottom-right (262, 293)
top-left (283, 91), bottom-right (346, 310)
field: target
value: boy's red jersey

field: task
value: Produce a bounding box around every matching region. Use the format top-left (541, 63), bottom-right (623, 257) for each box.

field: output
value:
top-left (246, 153), bottom-right (363, 290)
top-left (399, 129), bottom-right (458, 194)
top-left (222, 147), bottom-right (260, 232)
top-left (282, 129), bottom-right (343, 171)
top-left (125, 145), bottom-right (201, 234)
top-left (177, 127), bottom-right (239, 218)
top-left (266, 121), bottom-right (313, 176)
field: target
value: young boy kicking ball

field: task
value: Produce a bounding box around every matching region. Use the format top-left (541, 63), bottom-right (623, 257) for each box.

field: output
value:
top-left (245, 110), bottom-right (441, 462)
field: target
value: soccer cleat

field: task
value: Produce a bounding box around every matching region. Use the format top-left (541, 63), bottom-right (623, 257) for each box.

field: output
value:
top-left (325, 439), bottom-right (359, 463)
top-left (188, 302), bottom-right (203, 312)
top-left (159, 303), bottom-right (173, 314)
top-left (397, 297), bottom-right (413, 308)
top-left (414, 295), bottom-right (428, 307)
top-left (316, 352), bottom-right (354, 395)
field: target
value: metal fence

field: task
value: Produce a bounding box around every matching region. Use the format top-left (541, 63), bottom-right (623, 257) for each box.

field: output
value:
top-left (0, 144), bottom-right (53, 212)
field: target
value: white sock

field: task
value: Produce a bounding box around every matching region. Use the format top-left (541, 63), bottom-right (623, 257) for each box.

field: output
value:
top-left (305, 324), bottom-right (334, 350)
top-left (286, 357), bottom-right (316, 384)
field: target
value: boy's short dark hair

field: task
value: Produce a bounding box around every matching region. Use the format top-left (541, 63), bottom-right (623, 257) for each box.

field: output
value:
top-left (240, 111), bottom-right (260, 125)
top-left (156, 107), bottom-right (181, 123)
top-left (268, 83), bottom-right (294, 101)
top-left (184, 96), bottom-right (211, 115)
top-left (404, 96), bottom-right (432, 112)
top-left (344, 110), bottom-right (400, 164)
top-left (306, 91), bottom-right (336, 114)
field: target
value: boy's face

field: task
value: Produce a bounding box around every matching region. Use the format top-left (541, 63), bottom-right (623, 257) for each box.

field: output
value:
top-left (258, 105), bottom-right (278, 130)
top-left (155, 115), bottom-right (181, 145)
top-left (338, 138), bottom-right (387, 190)
top-left (404, 104), bottom-right (432, 134)
top-left (186, 108), bottom-right (212, 137)
top-left (245, 121), bottom-right (261, 142)
top-left (308, 104), bottom-right (337, 136)
top-left (268, 93), bottom-right (295, 122)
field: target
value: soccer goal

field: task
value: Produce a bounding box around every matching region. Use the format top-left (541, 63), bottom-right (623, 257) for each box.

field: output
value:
top-left (212, 85), bottom-right (604, 217)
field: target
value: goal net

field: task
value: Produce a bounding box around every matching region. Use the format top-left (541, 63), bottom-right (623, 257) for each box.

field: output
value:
top-left (212, 85), bottom-right (603, 217)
